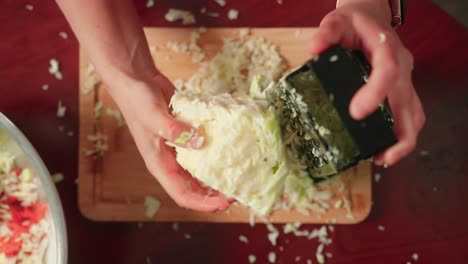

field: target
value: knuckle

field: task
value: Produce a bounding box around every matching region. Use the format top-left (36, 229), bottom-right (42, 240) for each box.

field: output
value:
top-left (405, 48), bottom-right (415, 66)
top-left (406, 138), bottom-right (417, 151)
top-left (153, 137), bottom-right (164, 152)
top-left (420, 112), bottom-right (427, 125)
top-left (166, 119), bottom-right (180, 139)
top-left (370, 89), bottom-right (387, 104)
top-left (383, 56), bottom-right (399, 78)
top-left (174, 195), bottom-right (188, 209)
top-left (171, 182), bottom-right (191, 208)
top-left (132, 80), bottom-right (148, 91)
top-left (146, 162), bottom-right (159, 177)
top-left (415, 112), bottom-right (426, 130)
top-left (322, 13), bottom-right (347, 30)
top-left (153, 98), bottom-right (167, 110)
top-left (380, 29), bottom-right (398, 47)
top-left (362, 83), bottom-right (387, 106)
top-left (174, 198), bottom-right (184, 208)
top-left (208, 208), bottom-right (218, 213)
top-left (380, 29), bottom-right (394, 39)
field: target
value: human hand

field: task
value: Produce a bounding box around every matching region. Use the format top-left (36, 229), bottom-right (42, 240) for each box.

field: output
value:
top-left (110, 73), bottom-right (230, 212)
top-left (56, 0), bottom-right (230, 211)
top-left (309, 0), bottom-right (425, 166)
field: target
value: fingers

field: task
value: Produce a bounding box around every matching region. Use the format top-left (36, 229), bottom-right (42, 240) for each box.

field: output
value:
top-left (152, 74), bottom-right (176, 103)
top-left (356, 29), bottom-right (423, 165)
top-left (152, 112), bottom-right (205, 149)
top-left (150, 138), bottom-right (229, 212)
top-left (207, 190), bottom-right (236, 203)
top-left (349, 42), bottom-right (399, 119)
top-left (373, 83), bottom-right (425, 166)
top-left (312, 10), bottom-right (425, 165)
top-left (130, 81), bottom-right (205, 149)
top-left (170, 177), bottom-right (231, 212)
top-left (374, 117), bottom-right (415, 166)
top-left (148, 80), bottom-right (205, 149)
top-left (348, 13), bottom-right (425, 165)
top-left (309, 14), bottom-right (356, 56)
top-left (347, 13), bottom-right (403, 120)
top-left (143, 105), bottom-right (204, 149)
top-left (411, 89), bottom-right (426, 133)
top-left (128, 121), bottom-right (229, 212)
top-left (310, 12), bottom-right (402, 121)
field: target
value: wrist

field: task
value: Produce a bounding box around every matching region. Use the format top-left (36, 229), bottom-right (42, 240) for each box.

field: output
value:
top-left (337, 0), bottom-right (392, 26)
top-left (96, 55), bottom-right (160, 95)
top-left (88, 33), bottom-right (159, 94)
top-left (100, 61), bottom-right (159, 90)
top-left (101, 65), bottom-right (158, 105)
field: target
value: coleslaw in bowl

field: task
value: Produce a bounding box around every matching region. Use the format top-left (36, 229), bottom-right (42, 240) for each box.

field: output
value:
top-left (0, 113), bottom-right (67, 263)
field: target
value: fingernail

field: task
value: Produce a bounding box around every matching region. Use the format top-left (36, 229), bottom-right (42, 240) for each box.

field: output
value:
top-left (215, 204), bottom-right (229, 213)
top-left (350, 106), bottom-right (363, 120)
top-left (174, 129), bottom-right (194, 145)
top-left (174, 129), bottom-right (205, 149)
top-left (189, 133), bottom-right (205, 149)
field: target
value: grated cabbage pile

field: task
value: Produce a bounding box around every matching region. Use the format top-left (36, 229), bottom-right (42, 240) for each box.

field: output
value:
top-left (184, 37), bottom-right (286, 95)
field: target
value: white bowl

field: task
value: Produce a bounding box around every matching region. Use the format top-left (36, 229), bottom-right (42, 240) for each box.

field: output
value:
top-left (0, 113), bottom-right (67, 264)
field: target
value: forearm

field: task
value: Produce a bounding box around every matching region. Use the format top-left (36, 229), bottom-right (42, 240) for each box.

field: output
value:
top-left (57, 0), bottom-right (156, 90)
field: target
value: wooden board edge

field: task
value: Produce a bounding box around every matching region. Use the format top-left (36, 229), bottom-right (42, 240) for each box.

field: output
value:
top-left (77, 164), bottom-right (372, 224)
top-left (348, 163), bottom-right (372, 224)
top-left (78, 49), bottom-right (101, 212)
top-left (75, 200), bottom-right (371, 224)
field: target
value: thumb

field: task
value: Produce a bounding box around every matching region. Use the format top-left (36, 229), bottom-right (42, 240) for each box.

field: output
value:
top-left (150, 76), bottom-right (205, 149)
top-left (132, 89), bottom-right (205, 149)
top-left (115, 75), bottom-right (204, 149)
top-left (153, 112), bottom-right (205, 149)
top-left (129, 81), bottom-right (205, 150)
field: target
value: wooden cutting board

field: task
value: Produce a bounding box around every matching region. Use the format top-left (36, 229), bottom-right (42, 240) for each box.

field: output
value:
top-left (78, 27), bottom-right (372, 224)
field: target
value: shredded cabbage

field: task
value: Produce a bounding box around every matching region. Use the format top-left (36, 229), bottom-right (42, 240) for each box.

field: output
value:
top-left (185, 37), bottom-right (287, 96)
top-left (0, 151), bottom-right (15, 175)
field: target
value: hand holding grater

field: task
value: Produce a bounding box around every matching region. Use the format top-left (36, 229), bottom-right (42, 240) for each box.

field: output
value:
top-left (276, 44), bottom-right (397, 182)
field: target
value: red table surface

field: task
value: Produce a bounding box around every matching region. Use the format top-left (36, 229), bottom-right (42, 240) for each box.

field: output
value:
top-left (1, 0), bottom-right (468, 263)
